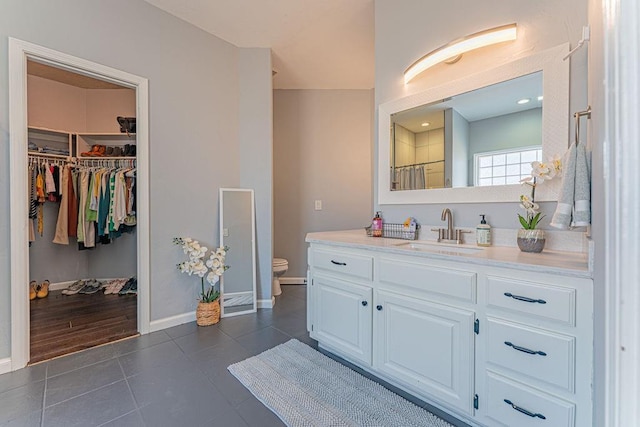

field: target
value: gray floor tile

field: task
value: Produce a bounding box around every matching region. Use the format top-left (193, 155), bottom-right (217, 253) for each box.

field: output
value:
top-left (234, 326), bottom-right (292, 355)
top-left (43, 380), bottom-right (135, 427)
top-left (234, 396), bottom-right (285, 427)
top-left (109, 330), bottom-right (172, 357)
top-left (268, 311), bottom-right (307, 338)
top-left (217, 315), bottom-right (269, 338)
top-left (118, 340), bottom-right (185, 377)
top-left (0, 381), bottom-right (45, 424)
top-left (1, 409), bottom-right (41, 427)
top-left (46, 344), bottom-right (116, 378)
top-left (188, 340), bottom-right (252, 378)
top-left (99, 410), bottom-right (145, 427)
top-left (0, 363), bottom-right (46, 394)
top-left (45, 358), bottom-right (124, 406)
top-left (172, 324), bottom-right (234, 354)
top-left (209, 369), bottom-right (254, 406)
top-left (163, 321), bottom-right (201, 339)
top-left (127, 355), bottom-right (203, 407)
top-left (138, 376), bottom-right (241, 427)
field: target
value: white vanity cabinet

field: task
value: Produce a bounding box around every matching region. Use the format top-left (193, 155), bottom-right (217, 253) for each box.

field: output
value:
top-left (307, 233), bottom-right (593, 427)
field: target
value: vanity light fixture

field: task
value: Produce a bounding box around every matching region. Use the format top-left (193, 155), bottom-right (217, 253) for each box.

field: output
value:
top-left (404, 23), bottom-right (517, 84)
top-left (421, 122), bottom-right (430, 127)
top-left (538, 95), bottom-right (544, 101)
top-left (517, 98), bottom-right (531, 105)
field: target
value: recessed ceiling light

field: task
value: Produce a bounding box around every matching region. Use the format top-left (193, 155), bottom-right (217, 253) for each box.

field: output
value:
top-left (537, 95), bottom-right (543, 101)
top-left (517, 98), bottom-right (531, 105)
top-left (421, 122), bottom-right (430, 127)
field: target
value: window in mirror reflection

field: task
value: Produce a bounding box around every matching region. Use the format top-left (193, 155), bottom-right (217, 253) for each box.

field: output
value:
top-left (474, 146), bottom-right (541, 186)
top-left (390, 71), bottom-right (542, 191)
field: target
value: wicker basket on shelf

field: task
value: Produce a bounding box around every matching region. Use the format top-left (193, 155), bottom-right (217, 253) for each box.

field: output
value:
top-left (196, 300), bottom-right (220, 326)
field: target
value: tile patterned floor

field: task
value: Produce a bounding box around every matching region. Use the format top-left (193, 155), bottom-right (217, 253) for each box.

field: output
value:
top-left (0, 285), bottom-right (467, 427)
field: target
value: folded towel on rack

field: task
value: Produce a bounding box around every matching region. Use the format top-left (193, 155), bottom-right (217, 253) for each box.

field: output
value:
top-left (550, 142), bottom-right (591, 229)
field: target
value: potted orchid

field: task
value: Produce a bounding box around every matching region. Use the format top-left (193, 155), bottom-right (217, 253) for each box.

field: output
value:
top-left (517, 156), bottom-right (561, 252)
top-left (173, 237), bottom-right (229, 325)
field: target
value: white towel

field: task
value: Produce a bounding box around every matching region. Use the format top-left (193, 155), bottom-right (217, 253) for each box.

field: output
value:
top-left (550, 142), bottom-right (591, 229)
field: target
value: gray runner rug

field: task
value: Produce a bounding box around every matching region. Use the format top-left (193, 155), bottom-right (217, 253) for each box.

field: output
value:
top-left (228, 339), bottom-right (455, 427)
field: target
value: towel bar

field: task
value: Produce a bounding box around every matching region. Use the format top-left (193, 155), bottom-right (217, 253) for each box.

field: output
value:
top-left (573, 106), bottom-right (592, 147)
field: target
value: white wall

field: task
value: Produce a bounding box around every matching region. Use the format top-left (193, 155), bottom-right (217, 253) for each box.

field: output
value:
top-left (0, 0), bottom-right (270, 359)
top-left (273, 89), bottom-right (374, 277)
top-left (374, 0), bottom-right (588, 230)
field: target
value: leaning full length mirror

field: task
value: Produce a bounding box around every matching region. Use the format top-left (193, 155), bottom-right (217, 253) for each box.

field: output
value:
top-left (219, 188), bottom-right (257, 317)
top-left (378, 43), bottom-right (569, 205)
top-left (391, 72), bottom-right (543, 190)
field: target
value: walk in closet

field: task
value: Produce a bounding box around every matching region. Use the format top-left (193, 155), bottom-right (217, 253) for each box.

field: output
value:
top-left (27, 61), bottom-right (139, 363)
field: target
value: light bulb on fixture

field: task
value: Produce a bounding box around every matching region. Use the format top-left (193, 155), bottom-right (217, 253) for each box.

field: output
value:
top-left (537, 95), bottom-right (544, 101)
top-left (404, 23), bottom-right (517, 84)
top-left (421, 122), bottom-right (430, 127)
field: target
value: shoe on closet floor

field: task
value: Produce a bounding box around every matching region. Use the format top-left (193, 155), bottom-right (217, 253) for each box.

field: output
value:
top-left (118, 277), bottom-right (137, 295)
top-left (78, 279), bottom-right (103, 294)
top-left (62, 279), bottom-right (86, 295)
top-left (37, 280), bottom-right (50, 298)
top-left (29, 280), bottom-right (38, 300)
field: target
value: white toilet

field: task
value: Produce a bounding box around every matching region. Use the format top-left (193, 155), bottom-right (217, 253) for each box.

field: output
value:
top-left (272, 258), bottom-right (288, 297)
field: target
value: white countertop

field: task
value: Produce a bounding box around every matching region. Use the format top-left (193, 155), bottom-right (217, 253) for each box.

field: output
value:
top-left (306, 229), bottom-right (591, 278)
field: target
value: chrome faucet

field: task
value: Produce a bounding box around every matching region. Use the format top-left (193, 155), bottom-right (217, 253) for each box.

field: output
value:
top-left (431, 208), bottom-right (471, 244)
top-left (441, 208), bottom-right (454, 240)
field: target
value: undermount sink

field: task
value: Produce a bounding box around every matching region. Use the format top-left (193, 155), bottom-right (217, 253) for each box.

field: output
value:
top-left (394, 241), bottom-right (484, 255)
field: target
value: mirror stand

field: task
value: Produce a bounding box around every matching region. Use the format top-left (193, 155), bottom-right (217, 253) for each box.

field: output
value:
top-left (219, 188), bottom-right (257, 317)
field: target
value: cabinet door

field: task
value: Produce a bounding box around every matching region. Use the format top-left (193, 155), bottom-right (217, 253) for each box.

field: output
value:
top-left (312, 274), bottom-right (373, 365)
top-left (374, 290), bottom-right (475, 414)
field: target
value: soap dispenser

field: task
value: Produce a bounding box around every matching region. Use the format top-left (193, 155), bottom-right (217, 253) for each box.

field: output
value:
top-left (372, 211), bottom-right (383, 237)
top-left (477, 214), bottom-right (491, 247)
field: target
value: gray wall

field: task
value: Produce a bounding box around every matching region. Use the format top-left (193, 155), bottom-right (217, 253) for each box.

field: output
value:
top-left (238, 48), bottom-right (273, 302)
top-left (273, 90), bottom-right (374, 277)
top-left (467, 108), bottom-right (542, 183)
top-left (374, 0), bottom-right (588, 230)
top-left (0, 0), bottom-right (274, 358)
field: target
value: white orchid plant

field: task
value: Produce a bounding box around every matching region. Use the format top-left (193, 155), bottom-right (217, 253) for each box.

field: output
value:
top-left (173, 237), bottom-right (229, 303)
top-left (518, 155), bottom-right (562, 230)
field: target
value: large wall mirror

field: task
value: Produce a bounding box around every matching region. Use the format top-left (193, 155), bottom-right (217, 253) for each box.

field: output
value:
top-left (219, 188), bottom-right (257, 317)
top-left (378, 43), bottom-right (569, 204)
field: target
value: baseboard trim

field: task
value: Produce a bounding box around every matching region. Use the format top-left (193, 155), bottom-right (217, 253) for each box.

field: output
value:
top-left (149, 311), bottom-right (195, 333)
top-left (279, 277), bottom-right (307, 285)
top-left (0, 357), bottom-right (12, 374)
top-left (257, 298), bottom-right (274, 309)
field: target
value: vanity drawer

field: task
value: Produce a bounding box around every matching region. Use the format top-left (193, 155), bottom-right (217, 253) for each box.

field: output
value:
top-left (378, 258), bottom-right (476, 302)
top-left (487, 276), bottom-right (576, 326)
top-left (485, 371), bottom-right (575, 427)
top-left (312, 248), bottom-right (373, 281)
top-left (486, 317), bottom-right (575, 392)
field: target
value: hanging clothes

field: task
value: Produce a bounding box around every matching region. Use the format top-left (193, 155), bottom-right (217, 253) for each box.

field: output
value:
top-left (52, 164), bottom-right (70, 245)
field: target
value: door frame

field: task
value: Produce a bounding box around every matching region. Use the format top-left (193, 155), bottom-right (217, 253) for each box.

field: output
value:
top-left (8, 38), bottom-right (151, 370)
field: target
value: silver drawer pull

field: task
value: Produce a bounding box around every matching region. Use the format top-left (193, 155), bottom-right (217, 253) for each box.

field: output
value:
top-left (504, 341), bottom-right (547, 356)
top-left (330, 260), bottom-right (347, 266)
top-left (503, 292), bottom-right (547, 304)
top-left (503, 399), bottom-right (546, 419)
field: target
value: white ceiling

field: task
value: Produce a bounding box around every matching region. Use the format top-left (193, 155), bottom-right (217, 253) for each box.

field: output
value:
top-left (144, 0), bottom-right (375, 90)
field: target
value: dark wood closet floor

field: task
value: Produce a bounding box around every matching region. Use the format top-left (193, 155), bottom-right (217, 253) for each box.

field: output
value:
top-left (29, 290), bottom-right (137, 364)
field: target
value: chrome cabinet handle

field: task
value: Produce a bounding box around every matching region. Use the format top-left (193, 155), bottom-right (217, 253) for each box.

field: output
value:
top-left (504, 341), bottom-right (547, 356)
top-left (503, 399), bottom-right (546, 419)
top-left (361, 301), bottom-right (368, 307)
top-left (503, 292), bottom-right (546, 304)
top-left (330, 260), bottom-right (347, 266)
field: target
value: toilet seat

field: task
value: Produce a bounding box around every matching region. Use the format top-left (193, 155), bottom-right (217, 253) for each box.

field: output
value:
top-left (273, 258), bottom-right (288, 267)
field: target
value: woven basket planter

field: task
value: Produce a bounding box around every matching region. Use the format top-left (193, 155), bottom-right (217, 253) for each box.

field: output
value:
top-left (196, 300), bottom-right (220, 326)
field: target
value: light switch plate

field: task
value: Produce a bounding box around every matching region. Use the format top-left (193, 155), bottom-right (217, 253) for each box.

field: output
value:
top-left (314, 200), bottom-right (322, 210)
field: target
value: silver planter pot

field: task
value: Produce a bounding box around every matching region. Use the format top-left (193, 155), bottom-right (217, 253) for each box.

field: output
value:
top-left (517, 229), bottom-right (546, 253)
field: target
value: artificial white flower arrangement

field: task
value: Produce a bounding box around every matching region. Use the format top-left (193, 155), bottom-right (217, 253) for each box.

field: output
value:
top-left (173, 237), bottom-right (229, 303)
top-left (518, 155), bottom-right (562, 230)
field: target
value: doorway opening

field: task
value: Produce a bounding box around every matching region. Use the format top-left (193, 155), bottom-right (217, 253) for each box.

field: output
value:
top-left (9, 38), bottom-right (150, 370)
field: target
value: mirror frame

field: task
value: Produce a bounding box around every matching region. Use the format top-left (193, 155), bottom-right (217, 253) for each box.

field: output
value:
top-left (378, 43), bottom-right (569, 204)
top-left (219, 188), bottom-right (257, 317)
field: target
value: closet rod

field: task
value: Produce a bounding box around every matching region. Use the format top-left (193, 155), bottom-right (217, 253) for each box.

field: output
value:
top-left (573, 106), bottom-right (592, 147)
